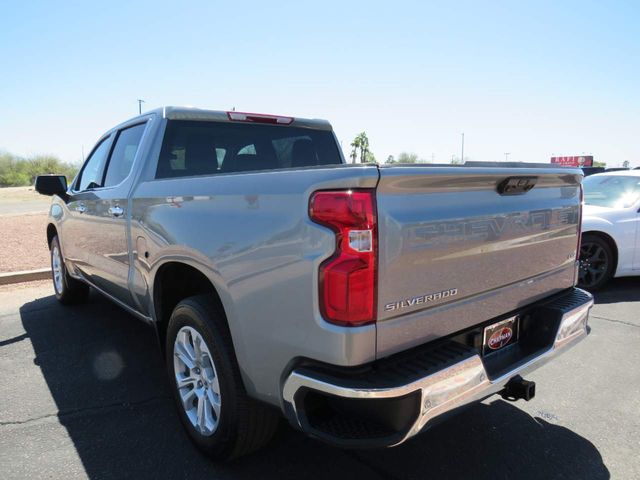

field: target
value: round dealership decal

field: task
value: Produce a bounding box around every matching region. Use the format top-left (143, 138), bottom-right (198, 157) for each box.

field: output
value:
top-left (488, 327), bottom-right (513, 350)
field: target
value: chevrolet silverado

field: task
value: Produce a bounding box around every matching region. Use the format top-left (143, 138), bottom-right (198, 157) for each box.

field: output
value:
top-left (35, 107), bottom-right (593, 460)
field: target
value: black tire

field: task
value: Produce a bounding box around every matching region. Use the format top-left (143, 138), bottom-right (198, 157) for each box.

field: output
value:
top-left (50, 235), bottom-right (90, 304)
top-left (166, 294), bottom-right (279, 461)
top-left (577, 233), bottom-right (615, 291)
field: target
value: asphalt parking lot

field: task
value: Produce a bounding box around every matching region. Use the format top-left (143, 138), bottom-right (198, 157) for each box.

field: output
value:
top-left (0, 280), bottom-right (638, 480)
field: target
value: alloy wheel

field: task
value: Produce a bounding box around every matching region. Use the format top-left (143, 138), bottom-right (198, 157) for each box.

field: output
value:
top-left (51, 245), bottom-right (64, 294)
top-left (173, 326), bottom-right (222, 436)
top-left (578, 241), bottom-right (609, 288)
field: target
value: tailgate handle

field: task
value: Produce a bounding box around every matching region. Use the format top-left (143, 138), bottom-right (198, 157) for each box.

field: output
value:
top-left (497, 176), bottom-right (538, 195)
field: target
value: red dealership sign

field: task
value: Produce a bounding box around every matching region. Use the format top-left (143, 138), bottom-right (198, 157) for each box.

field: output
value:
top-left (550, 156), bottom-right (593, 167)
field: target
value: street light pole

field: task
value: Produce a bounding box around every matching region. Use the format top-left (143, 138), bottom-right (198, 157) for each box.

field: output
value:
top-left (504, 152), bottom-right (510, 162)
top-left (137, 99), bottom-right (145, 115)
top-left (461, 133), bottom-right (464, 164)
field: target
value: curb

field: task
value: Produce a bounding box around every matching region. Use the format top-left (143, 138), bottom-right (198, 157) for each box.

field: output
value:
top-left (0, 268), bottom-right (51, 286)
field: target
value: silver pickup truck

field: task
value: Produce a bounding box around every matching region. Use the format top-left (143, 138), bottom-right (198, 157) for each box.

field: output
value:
top-left (35, 107), bottom-right (593, 460)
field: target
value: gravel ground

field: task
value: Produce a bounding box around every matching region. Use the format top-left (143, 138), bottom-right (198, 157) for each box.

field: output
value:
top-left (0, 213), bottom-right (50, 272)
top-left (0, 186), bottom-right (51, 216)
top-left (0, 279), bottom-right (50, 293)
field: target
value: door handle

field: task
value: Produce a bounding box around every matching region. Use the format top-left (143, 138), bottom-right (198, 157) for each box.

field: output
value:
top-left (75, 203), bottom-right (86, 214)
top-left (108, 205), bottom-right (124, 218)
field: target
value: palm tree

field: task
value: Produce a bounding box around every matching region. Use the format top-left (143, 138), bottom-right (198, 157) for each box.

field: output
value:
top-left (350, 132), bottom-right (370, 163)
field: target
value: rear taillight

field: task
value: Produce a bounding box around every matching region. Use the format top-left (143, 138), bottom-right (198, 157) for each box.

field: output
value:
top-left (309, 190), bottom-right (377, 326)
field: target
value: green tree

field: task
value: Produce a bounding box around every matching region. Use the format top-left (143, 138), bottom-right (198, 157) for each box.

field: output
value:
top-left (350, 132), bottom-right (375, 164)
top-left (397, 152), bottom-right (419, 163)
top-left (364, 151), bottom-right (376, 163)
top-left (0, 151), bottom-right (79, 187)
top-left (386, 155), bottom-right (396, 164)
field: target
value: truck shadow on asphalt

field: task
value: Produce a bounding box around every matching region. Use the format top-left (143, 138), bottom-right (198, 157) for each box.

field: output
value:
top-left (19, 292), bottom-right (610, 480)
top-left (591, 277), bottom-right (640, 305)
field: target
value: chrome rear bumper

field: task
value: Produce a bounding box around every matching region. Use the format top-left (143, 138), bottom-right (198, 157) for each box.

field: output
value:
top-left (282, 288), bottom-right (593, 447)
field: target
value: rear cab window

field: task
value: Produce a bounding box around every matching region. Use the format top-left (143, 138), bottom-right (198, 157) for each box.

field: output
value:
top-left (155, 121), bottom-right (342, 179)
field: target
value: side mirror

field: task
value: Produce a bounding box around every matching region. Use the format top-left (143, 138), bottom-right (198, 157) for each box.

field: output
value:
top-left (35, 175), bottom-right (68, 197)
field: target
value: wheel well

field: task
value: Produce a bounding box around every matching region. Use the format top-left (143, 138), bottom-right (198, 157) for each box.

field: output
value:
top-left (153, 262), bottom-right (226, 352)
top-left (46, 224), bottom-right (57, 248)
top-left (583, 230), bottom-right (619, 274)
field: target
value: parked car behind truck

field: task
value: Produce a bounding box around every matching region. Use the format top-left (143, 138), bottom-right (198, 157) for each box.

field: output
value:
top-left (578, 170), bottom-right (640, 290)
top-left (35, 107), bottom-right (593, 460)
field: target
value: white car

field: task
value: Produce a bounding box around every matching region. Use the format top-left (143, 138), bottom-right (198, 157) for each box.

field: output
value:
top-left (579, 170), bottom-right (640, 289)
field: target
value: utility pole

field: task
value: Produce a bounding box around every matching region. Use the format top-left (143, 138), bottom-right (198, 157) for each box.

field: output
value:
top-left (137, 99), bottom-right (145, 115)
top-left (504, 152), bottom-right (510, 162)
top-left (461, 133), bottom-right (465, 164)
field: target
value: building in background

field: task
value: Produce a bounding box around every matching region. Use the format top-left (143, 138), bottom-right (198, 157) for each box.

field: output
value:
top-left (550, 155), bottom-right (594, 167)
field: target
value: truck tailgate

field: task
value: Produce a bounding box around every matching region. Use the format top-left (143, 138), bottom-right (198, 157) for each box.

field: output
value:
top-left (375, 166), bottom-right (581, 358)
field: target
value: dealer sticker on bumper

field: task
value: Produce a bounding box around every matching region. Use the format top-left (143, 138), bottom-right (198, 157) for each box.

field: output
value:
top-left (482, 316), bottom-right (519, 356)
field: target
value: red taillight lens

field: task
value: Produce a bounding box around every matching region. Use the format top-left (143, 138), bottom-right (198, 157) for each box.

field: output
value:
top-left (309, 190), bottom-right (377, 326)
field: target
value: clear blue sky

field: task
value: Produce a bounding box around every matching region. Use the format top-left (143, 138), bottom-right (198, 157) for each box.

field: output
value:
top-left (1, 0), bottom-right (638, 166)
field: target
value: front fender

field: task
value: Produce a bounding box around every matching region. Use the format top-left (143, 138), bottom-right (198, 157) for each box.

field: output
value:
top-left (580, 218), bottom-right (620, 275)
top-left (582, 215), bottom-right (615, 235)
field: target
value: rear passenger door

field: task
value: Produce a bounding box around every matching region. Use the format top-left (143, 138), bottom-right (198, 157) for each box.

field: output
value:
top-left (75, 122), bottom-right (148, 307)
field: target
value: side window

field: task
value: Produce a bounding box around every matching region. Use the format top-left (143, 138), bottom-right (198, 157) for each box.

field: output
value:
top-left (104, 123), bottom-right (146, 187)
top-left (76, 136), bottom-right (111, 191)
top-left (215, 148), bottom-right (226, 168)
top-left (170, 147), bottom-right (186, 171)
top-left (237, 144), bottom-right (256, 155)
top-left (272, 135), bottom-right (315, 167)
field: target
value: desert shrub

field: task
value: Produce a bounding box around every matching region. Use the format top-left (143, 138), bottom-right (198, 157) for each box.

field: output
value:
top-left (0, 152), bottom-right (79, 187)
